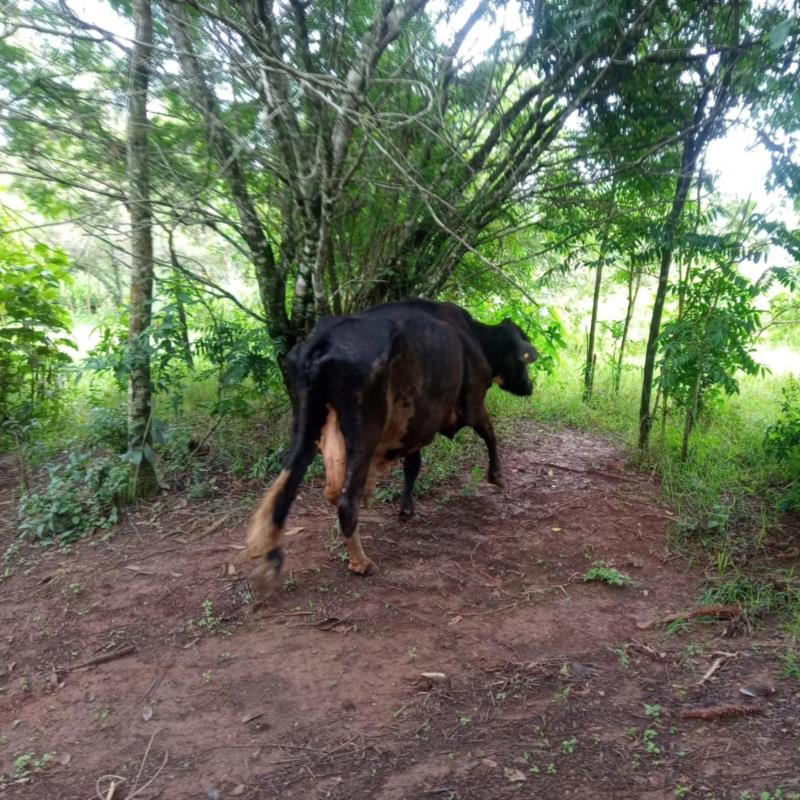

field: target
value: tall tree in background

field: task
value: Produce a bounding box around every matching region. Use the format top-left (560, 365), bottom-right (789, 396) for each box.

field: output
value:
top-left (126, 0), bottom-right (159, 498)
top-left (637, 0), bottom-right (745, 449)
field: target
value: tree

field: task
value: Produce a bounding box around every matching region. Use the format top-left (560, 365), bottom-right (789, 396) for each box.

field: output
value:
top-left (636, 0), bottom-right (797, 449)
top-left (125, 0), bottom-right (159, 498)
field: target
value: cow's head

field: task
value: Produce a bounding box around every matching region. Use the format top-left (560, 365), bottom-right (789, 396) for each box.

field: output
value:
top-left (494, 319), bottom-right (538, 396)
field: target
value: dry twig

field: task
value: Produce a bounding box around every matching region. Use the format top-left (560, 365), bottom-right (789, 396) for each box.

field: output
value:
top-left (698, 656), bottom-right (726, 685)
top-left (57, 644), bottom-right (137, 674)
top-left (676, 704), bottom-right (764, 720)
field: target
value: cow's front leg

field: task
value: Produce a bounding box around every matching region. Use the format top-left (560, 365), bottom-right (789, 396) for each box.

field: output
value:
top-left (399, 451), bottom-right (421, 521)
top-left (472, 407), bottom-right (503, 488)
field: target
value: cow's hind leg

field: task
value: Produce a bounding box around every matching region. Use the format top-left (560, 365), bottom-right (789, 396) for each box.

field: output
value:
top-left (246, 402), bottom-right (321, 598)
top-left (336, 409), bottom-right (382, 575)
top-left (399, 451), bottom-right (421, 521)
top-left (472, 406), bottom-right (503, 488)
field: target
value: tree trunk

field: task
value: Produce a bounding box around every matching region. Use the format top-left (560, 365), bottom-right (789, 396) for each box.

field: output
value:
top-left (583, 259), bottom-right (604, 402)
top-left (173, 276), bottom-right (194, 368)
top-left (164, 2), bottom-right (290, 359)
top-left (637, 109), bottom-right (706, 449)
top-left (126, 0), bottom-right (159, 499)
top-left (681, 369), bottom-right (703, 461)
top-left (638, 1), bottom-right (742, 450)
top-left (614, 266), bottom-right (641, 394)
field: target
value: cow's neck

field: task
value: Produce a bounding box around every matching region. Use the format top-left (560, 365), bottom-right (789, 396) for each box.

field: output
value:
top-left (470, 320), bottom-right (505, 379)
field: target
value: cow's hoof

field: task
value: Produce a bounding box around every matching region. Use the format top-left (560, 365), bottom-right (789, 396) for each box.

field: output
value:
top-left (249, 559), bottom-right (281, 601)
top-left (399, 506), bottom-right (415, 522)
top-left (348, 558), bottom-right (376, 576)
top-left (488, 473), bottom-right (504, 489)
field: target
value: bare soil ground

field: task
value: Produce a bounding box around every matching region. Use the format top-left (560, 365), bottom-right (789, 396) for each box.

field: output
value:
top-left (1, 424), bottom-right (799, 800)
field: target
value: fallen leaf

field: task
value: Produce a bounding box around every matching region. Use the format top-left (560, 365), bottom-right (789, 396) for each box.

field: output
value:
top-left (740, 685), bottom-right (774, 699)
top-left (551, 527), bottom-right (562, 532)
top-left (142, 705), bottom-right (154, 722)
top-left (231, 786), bottom-right (246, 797)
top-left (448, 615), bottom-right (462, 625)
top-left (226, 563), bottom-right (237, 576)
top-left (419, 672), bottom-right (447, 682)
top-left (242, 711), bottom-right (263, 724)
top-left (285, 526), bottom-right (305, 537)
top-left (482, 758), bottom-right (498, 768)
top-left (58, 752), bottom-right (72, 766)
top-left (504, 767), bottom-right (528, 782)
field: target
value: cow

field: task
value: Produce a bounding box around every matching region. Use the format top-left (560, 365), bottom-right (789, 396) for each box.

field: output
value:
top-left (245, 299), bottom-right (538, 597)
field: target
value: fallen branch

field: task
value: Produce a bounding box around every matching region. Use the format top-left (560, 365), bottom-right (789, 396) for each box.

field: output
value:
top-left (698, 656), bottom-right (726, 685)
top-left (196, 510), bottom-right (237, 541)
top-left (57, 644), bottom-right (137, 674)
top-left (676, 703), bottom-right (764, 720)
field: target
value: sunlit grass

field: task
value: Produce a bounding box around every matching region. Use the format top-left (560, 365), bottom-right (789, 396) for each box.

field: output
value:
top-left (493, 351), bottom-right (794, 555)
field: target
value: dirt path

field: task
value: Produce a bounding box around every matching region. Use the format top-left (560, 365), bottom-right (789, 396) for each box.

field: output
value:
top-left (1, 425), bottom-right (798, 799)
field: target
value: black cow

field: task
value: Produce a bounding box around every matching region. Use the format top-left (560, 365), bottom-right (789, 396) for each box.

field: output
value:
top-left (245, 299), bottom-right (537, 595)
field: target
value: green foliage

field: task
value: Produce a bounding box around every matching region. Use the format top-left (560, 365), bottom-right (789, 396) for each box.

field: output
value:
top-left (766, 378), bottom-right (800, 459)
top-left (194, 313), bottom-right (281, 414)
top-left (0, 229), bottom-right (74, 431)
top-left (766, 378), bottom-right (800, 511)
top-left (583, 562), bottom-right (636, 588)
top-left (18, 452), bottom-right (128, 544)
top-left (701, 572), bottom-right (800, 624)
top-left (86, 302), bottom-right (195, 398)
top-left (197, 598), bottom-right (224, 634)
top-left (659, 263), bottom-right (763, 407)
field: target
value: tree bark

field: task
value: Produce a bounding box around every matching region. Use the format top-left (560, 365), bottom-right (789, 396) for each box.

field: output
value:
top-left (583, 258), bottom-right (604, 402)
top-left (614, 265), bottom-right (641, 394)
top-left (126, 0), bottom-right (159, 499)
top-left (681, 371), bottom-right (702, 461)
top-left (163, 2), bottom-right (290, 354)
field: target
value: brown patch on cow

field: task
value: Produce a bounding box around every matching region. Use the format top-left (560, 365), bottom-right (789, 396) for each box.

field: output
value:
top-left (245, 469), bottom-right (289, 558)
top-left (318, 406), bottom-right (347, 504)
top-left (360, 391), bottom-right (416, 503)
top-left (493, 375), bottom-right (505, 386)
top-left (345, 527), bottom-right (376, 575)
top-left (364, 456), bottom-right (398, 503)
top-left (378, 392), bottom-right (415, 455)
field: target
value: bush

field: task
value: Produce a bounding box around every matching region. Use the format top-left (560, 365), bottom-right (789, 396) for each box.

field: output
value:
top-left (766, 378), bottom-right (800, 511)
top-left (84, 404), bottom-right (129, 453)
top-left (18, 452), bottom-right (128, 544)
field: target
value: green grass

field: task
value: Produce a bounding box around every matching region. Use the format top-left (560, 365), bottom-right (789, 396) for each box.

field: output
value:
top-left (701, 571), bottom-right (800, 634)
top-left (511, 354), bottom-right (791, 551)
top-left (583, 562), bottom-right (637, 588)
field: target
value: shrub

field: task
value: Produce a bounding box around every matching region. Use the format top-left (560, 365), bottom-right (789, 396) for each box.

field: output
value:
top-left (18, 452), bottom-right (128, 544)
